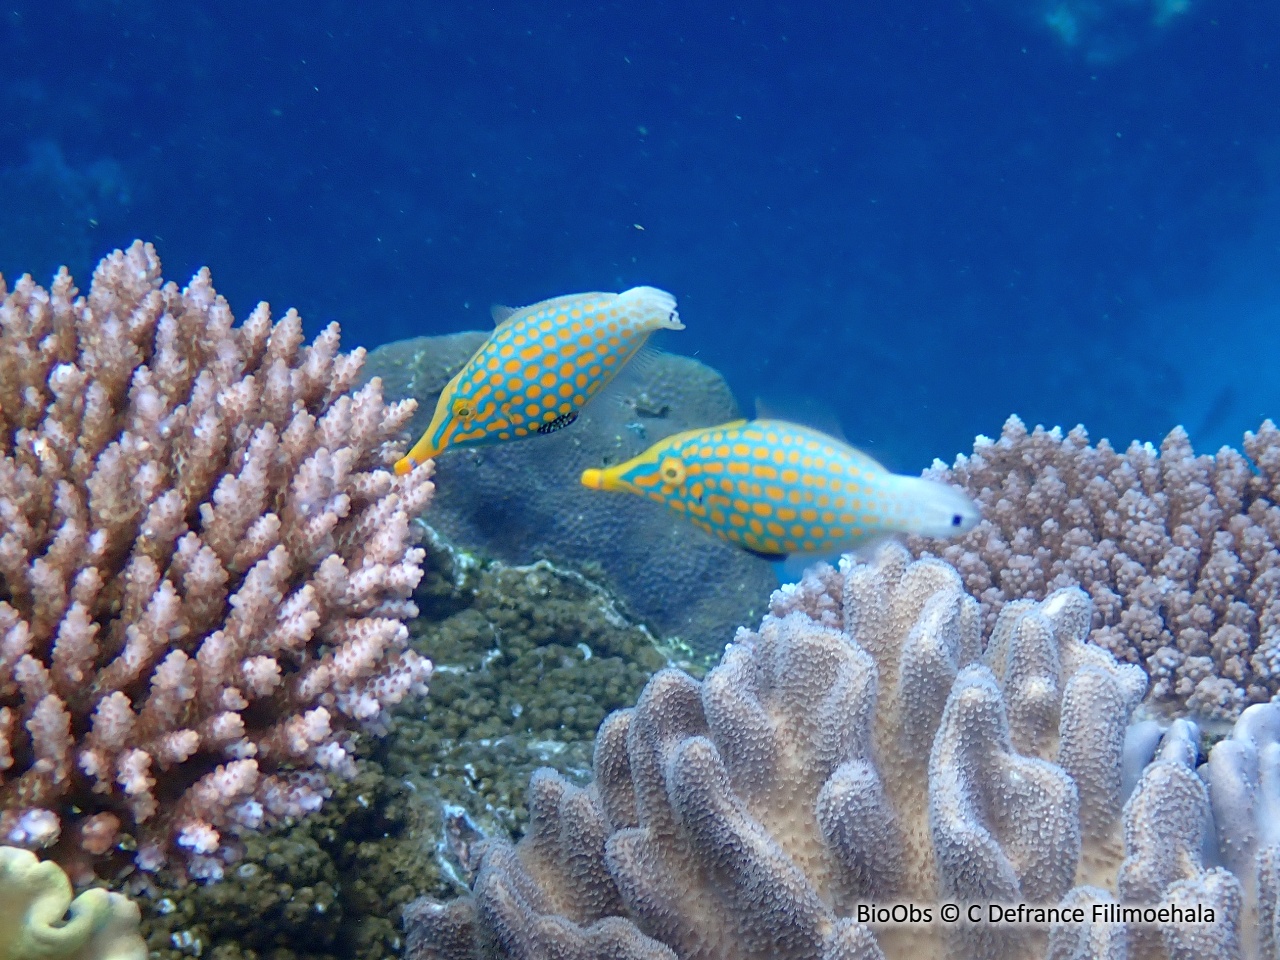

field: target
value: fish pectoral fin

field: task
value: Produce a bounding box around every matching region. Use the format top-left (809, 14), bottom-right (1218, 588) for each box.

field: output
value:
top-left (627, 344), bottom-right (664, 375)
top-left (594, 344), bottom-right (668, 416)
top-left (744, 547), bottom-right (789, 562)
top-left (845, 531), bottom-right (897, 559)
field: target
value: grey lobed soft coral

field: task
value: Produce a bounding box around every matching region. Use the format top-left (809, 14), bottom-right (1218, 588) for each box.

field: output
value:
top-left (404, 543), bottom-right (1280, 959)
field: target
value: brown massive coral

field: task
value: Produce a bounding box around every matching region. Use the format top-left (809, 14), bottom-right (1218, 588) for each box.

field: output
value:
top-left (406, 544), bottom-right (1275, 959)
top-left (0, 242), bottom-right (434, 879)
top-left (907, 415), bottom-right (1280, 721)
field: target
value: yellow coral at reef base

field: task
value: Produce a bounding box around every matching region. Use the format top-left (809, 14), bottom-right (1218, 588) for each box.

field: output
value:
top-left (0, 846), bottom-right (144, 960)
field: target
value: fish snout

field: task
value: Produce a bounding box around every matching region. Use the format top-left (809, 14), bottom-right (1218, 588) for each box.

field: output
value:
top-left (936, 486), bottom-right (981, 536)
top-left (581, 466), bottom-right (633, 493)
top-left (896, 476), bottom-right (981, 538)
top-left (620, 286), bottom-right (683, 330)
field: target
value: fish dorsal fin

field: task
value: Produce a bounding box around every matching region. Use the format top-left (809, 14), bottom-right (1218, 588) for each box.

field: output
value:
top-left (753, 396), bottom-right (849, 443)
top-left (491, 291), bottom-right (615, 332)
top-left (749, 417), bottom-right (889, 476)
top-left (490, 304), bottom-right (519, 328)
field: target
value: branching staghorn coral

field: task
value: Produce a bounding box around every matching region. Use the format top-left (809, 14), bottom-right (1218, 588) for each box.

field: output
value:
top-left (907, 414), bottom-right (1280, 721)
top-left (0, 242), bottom-right (434, 879)
top-left (404, 544), bottom-right (1279, 959)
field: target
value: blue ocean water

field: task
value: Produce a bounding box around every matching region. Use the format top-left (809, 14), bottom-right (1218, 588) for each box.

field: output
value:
top-left (2, 0), bottom-right (1278, 470)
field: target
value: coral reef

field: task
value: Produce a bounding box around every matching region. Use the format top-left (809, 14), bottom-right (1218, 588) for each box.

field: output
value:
top-left (391, 550), bottom-right (673, 847)
top-left (0, 242), bottom-right (433, 879)
top-left (0, 845), bottom-right (145, 960)
top-left (125, 757), bottom-right (433, 960)
top-left (908, 414), bottom-right (1280, 721)
top-left (363, 332), bottom-right (777, 654)
top-left (119, 543), bottom-right (674, 960)
top-left (404, 543), bottom-right (1278, 959)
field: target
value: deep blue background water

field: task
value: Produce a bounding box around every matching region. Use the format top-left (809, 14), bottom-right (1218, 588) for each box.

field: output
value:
top-left (3, 0), bottom-right (1278, 469)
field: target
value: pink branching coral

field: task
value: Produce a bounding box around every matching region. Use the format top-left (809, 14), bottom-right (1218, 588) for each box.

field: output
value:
top-left (908, 415), bottom-right (1280, 721)
top-left (0, 242), bottom-right (434, 879)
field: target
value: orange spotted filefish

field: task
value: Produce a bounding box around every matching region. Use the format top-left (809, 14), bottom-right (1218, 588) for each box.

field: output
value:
top-left (394, 287), bottom-right (683, 474)
top-left (580, 419), bottom-right (980, 559)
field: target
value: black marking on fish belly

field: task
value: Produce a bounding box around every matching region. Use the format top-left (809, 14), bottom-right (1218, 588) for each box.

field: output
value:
top-left (536, 411), bottom-right (578, 435)
top-left (744, 547), bottom-right (788, 561)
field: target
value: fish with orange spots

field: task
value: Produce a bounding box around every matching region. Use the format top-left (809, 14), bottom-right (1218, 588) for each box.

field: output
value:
top-left (580, 419), bottom-right (979, 559)
top-left (394, 287), bottom-right (683, 474)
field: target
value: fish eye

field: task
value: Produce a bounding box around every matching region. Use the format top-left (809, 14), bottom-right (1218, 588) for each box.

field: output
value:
top-left (659, 457), bottom-right (686, 485)
top-left (951, 514), bottom-right (963, 527)
top-left (452, 399), bottom-right (473, 420)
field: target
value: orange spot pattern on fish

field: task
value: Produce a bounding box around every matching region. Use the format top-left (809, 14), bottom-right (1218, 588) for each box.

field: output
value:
top-left (580, 420), bottom-right (921, 556)
top-left (394, 288), bottom-right (681, 473)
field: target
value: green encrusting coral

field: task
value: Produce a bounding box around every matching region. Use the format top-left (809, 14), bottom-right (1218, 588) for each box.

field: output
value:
top-left (130, 760), bottom-right (436, 960)
top-left (115, 535), bottom-right (684, 960)
top-left (390, 551), bottom-right (673, 841)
